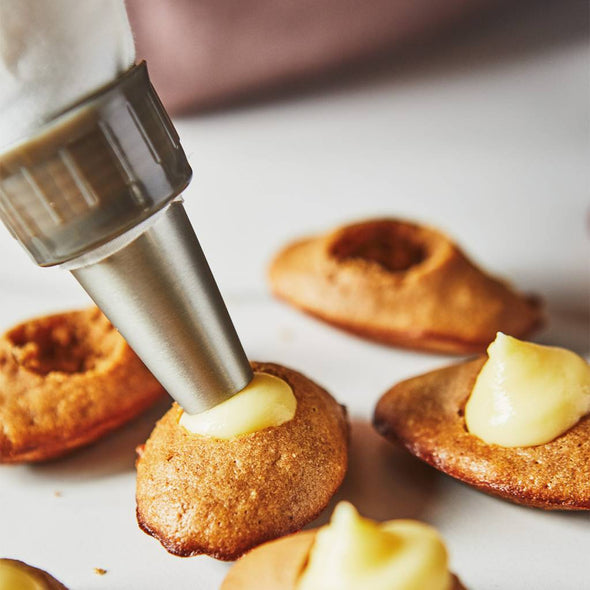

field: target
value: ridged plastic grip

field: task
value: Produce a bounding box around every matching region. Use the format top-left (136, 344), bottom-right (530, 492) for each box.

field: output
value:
top-left (0, 62), bottom-right (192, 266)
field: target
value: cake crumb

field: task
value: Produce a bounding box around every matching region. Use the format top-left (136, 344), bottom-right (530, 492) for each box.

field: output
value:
top-left (93, 568), bottom-right (107, 576)
top-left (54, 490), bottom-right (62, 497)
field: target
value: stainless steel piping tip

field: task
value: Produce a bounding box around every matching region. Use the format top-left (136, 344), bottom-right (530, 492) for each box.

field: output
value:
top-left (72, 201), bottom-right (252, 414)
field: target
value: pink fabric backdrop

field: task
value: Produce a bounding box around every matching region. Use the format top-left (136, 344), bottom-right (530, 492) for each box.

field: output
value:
top-left (126, 0), bottom-right (489, 114)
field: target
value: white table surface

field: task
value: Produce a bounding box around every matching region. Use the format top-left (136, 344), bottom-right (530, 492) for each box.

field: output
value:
top-left (0, 7), bottom-right (588, 589)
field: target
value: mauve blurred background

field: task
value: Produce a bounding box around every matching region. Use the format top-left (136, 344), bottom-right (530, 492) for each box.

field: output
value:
top-left (126, 0), bottom-right (587, 114)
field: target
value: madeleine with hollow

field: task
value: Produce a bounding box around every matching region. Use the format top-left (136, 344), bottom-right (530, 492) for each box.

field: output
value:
top-left (269, 219), bottom-right (542, 354)
top-left (135, 362), bottom-right (348, 560)
top-left (0, 307), bottom-right (165, 463)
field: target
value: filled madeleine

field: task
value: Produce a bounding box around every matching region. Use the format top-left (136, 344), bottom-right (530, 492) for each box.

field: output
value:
top-left (136, 362), bottom-right (348, 560)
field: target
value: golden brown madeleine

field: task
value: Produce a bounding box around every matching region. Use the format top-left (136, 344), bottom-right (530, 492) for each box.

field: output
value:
top-left (221, 531), bottom-right (316, 590)
top-left (136, 362), bottom-right (348, 560)
top-left (269, 219), bottom-right (543, 354)
top-left (221, 531), bottom-right (466, 590)
top-left (0, 308), bottom-right (165, 463)
top-left (0, 558), bottom-right (68, 589)
top-left (373, 359), bottom-right (590, 509)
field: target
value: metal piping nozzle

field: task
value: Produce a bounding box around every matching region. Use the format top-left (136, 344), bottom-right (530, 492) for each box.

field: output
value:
top-left (72, 200), bottom-right (252, 414)
top-left (0, 62), bottom-right (253, 413)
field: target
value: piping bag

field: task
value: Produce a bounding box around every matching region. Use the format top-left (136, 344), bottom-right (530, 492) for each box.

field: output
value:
top-left (0, 1), bottom-right (253, 414)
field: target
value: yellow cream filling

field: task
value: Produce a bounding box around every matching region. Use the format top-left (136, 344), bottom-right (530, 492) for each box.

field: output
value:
top-left (465, 333), bottom-right (590, 447)
top-left (179, 372), bottom-right (296, 438)
top-left (296, 503), bottom-right (452, 590)
top-left (0, 561), bottom-right (46, 590)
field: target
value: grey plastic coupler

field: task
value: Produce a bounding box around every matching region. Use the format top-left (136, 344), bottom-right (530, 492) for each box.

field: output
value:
top-left (0, 62), bottom-right (253, 414)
